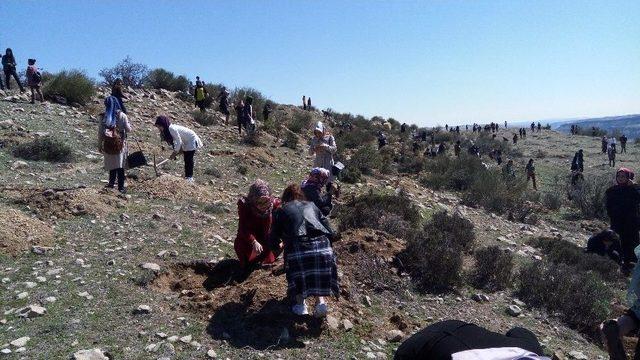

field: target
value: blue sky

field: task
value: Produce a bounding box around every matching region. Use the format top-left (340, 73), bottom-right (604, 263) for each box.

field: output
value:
top-left (2, 1), bottom-right (638, 126)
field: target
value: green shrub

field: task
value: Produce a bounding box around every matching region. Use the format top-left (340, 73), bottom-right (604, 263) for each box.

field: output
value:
top-left (288, 111), bottom-right (313, 134)
top-left (43, 69), bottom-right (95, 105)
top-left (13, 137), bottom-right (74, 162)
top-left (571, 175), bottom-right (609, 220)
top-left (340, 166), bottom-right (362, 184)
top-left (541, 191), bottom-right (562, 210)
top-left (462, 169), bottom-right (527, 214)
top-left (237, 165), bottom-right (248, 175)
top-left (421, 154), bottom-right (485, 191)
top-left (204, 166), bottom-right (223, 178)
top-left (348, 145), bottom-right (381, 175)
top-left (192, 111), bottom-right (216, 126)
top-left (231, 87), bottom-right (268, 122)
top-left (471, 246), bottom-right (514, 291)
top-left (335, 126), bottom-right (376, 151)
top-left (528, 237), bottom-right (619, 282)
top-left (242, 129), bottom-right (265, 147)
top-left (145, 68), bottom-right (189, 92)
top-left (283, 132), bottom-right (298, 150)
top-left (99, 56), bottom-right (148, 87)
top-left (575, 126), bottom-right (607, 137)
top-left (337, 193), bottom-right (421, 238)
top-left (401, 211), bottom-right (475, 292)
top-left (516, 261), bottom-right (612, 330)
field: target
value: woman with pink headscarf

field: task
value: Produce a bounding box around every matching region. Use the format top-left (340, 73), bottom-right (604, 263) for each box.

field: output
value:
top-left (605, 167), bottom-right (640, 275)
top-left (301, 168), bottom-right (336, 216)
top-left (234, 179), bottom-right (281, 268)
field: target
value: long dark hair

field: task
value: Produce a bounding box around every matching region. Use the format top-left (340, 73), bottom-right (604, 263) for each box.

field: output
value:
top-left (155, 116), bottom-right (174, 146)
top-left (4, 48), bottom-right (14, 62)
top-left (281, 184), bottom-right (304, 203)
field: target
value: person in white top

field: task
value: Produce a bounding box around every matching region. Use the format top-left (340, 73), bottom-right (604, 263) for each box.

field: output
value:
top-left (154, 115), bottom-right (203, 183)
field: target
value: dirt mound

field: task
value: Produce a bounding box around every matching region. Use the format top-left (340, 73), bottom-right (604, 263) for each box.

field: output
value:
top-left (0, 206), bottom-right (54, 254)
top-left (8, 187), bottom-right (124, 220)
top-left (128, 174), bottom-right (215, 202)
top-left (149, 229), bottom-right (408, 349)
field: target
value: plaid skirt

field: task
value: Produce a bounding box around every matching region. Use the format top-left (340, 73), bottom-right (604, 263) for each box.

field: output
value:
top-left (285, 235), bottom-right (339, 299)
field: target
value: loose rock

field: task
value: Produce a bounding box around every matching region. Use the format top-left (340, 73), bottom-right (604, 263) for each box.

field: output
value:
top-left (72, 348), bottom-right (109, 360)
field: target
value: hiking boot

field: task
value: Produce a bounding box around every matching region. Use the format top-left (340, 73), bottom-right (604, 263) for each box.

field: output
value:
top-left (118, 188), bottom-right (127, 194)
top-left (601, 319), bottom-right (627, 360)
top-left (314, 303), bottom-right (328, 318)
top-left (292, 302), bottom-right (308, 316)
top-left (186, 177), bottom-right (195, 184)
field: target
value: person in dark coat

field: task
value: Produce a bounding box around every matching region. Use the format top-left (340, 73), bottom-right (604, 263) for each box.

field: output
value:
top-left (571, 149), bottom-right (584, 172)
top-left (586, 229), bottom-right (622, 264)
top-left (301, 168), bottom-right (335, 216)
top-left (111, 78), bottom-right (127, 114)
top-left (2, 48), bottom-right (25, 92)
top-left (605, 167), bottom-right (640, 274)
top-left (394, 320), bottom-right (546, 360)
top-left (620, 134), bottom-right (628, 154)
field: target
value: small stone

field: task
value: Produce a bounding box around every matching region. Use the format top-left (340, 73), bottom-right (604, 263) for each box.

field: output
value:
top-left (190, 341), bottom-right (201, 348)
top-left (506, 305), bottom-right (522, 317)
top-left (387, 329), bottom-right (404, 342)
top-left (207, 349), bottom-right (217, 358)
top-left (472, 294), bottom-right (490, 303)
top-left (155, 332), bottom-right (167, 339)
top-left (179, 335), bottom-right (192, 343)
top-left (135, 305), bottom-right (151, 314)
top-left (362, 295), bottom-right (372, 307)
top-left (144, 343), bottom-right (157, 352)
top-left (326, 315), bottom-right (340, 330)
top-left (45, 296), bottom-right (57, 303)
top-left (17, 305), bottom-right (46, 318)
top-left (513, 299), bottom-right (526, 307)
top-left (1, 348), bottom-right (11, 355)
top-left (75, 258), bottom-right (85, 266)
top-left (106, 259), bottom-right (115, 266)
top-left (167, 336), bottom-right (179, 343)
top-left (36, 276), bottom-right (46, 283)
top-left (11, 160), bottom-right (28, 170)
top-left (152, 212), bottom-right (165, 220)
top-left (140, 262), bottom-right (161, 272)
top-left (15, 347), bottom-right (25, 353)
top-left (10, 336), bottom-right (30, 347)
top-left (16, 292), bottom-right (29, 299)
top-left (171, 223), bottom-right (183, 231)
top-left (567, 351), bottom-right (588, 360)
top-left (77, 291), bottom-right (93, 300)
top-left (366, 352), bottom-right (376, 359)
top-left (72, 348), bottom-right (109, 360)
top-left (24, 281), bottom-right (37, 289)
top-left (342, 319), bottom-right (354, 331)
top-left (32, 246), bottom-right (54, 255)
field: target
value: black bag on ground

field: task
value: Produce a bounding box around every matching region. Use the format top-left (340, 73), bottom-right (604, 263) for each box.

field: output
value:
top-left (127, 151), bottom-right (147, 168)
top-left (332, 161), bottom-right (345, 176)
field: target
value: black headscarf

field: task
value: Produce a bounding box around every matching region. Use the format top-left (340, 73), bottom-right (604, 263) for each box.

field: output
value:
top-left (155, 116), bottom-right (174, 146)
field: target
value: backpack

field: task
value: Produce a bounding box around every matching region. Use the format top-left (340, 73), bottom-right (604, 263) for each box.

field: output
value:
top-left (31, 71), bottom-right (42, 84)
top-left (103, 128), bottom-right (123, 155)
top-left (195, 87), bottom-right (205, 101)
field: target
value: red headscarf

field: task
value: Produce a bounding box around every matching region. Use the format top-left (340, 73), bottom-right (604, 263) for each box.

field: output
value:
top-left (616, 167), bottom-right (635, 185)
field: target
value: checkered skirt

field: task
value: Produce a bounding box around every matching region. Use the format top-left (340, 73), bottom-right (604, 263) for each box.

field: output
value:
top-left (285, 235), bottom-right (339, 299)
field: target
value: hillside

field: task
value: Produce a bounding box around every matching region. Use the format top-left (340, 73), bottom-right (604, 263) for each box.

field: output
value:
top-left (552, 114), bottom-right (640, 139)
top-left (1, 85), bottom-right (638, 359)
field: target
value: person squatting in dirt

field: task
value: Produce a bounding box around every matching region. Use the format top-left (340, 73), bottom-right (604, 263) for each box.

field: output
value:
top-left (301, 167), bottom-right (338, 217)
top-left (98, 96), bottom-right (131, 193)
top-left (234, 179), bottom-right (281, 269)
top-left (605, 167), bottom-right (640, 276)
top-left (585, 229), bottom-right (622, 265)
top-left (268, 184), bottom-right (339, 318)
top-left (154, 115), bottom-right (203, 183)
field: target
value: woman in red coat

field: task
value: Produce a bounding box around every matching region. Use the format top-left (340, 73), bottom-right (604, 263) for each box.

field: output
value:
top-left (234, 179), bottom-right (281, 268)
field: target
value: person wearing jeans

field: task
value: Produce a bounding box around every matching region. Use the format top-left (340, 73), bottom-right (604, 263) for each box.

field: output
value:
top-left (2, 48), bottom-right (25, 92)
top-left (154, 115), bottom-right (203, 182)
top-left (26, 59), bottom-right (43, 104)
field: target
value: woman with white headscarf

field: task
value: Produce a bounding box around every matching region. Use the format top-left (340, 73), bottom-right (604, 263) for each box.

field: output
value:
top-left (308, 121), bottom-right (337, 180)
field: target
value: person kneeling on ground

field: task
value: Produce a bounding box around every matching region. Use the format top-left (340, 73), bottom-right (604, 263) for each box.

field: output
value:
top-left (601, 245), bottom-right (640, 360)
top-left (605, 167), bottom-right (640, 275)
top-left (394, 320), bottom-right (548, 360)
top-left (586, 229), bottom-right (622, 265)
top-left (98, 96), bottom-right (131, 193)
top-left (234, 179), bottom-right (281, 269)
top-left (301, 167), bottom-right (338, 216)
top-left (154, 115), bottom-right (203, 183)
top-left (269, 184), bottom-right (339, 317)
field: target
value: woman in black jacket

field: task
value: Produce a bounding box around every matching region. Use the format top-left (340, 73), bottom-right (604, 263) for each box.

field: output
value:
top-left (269, 184), bottom-right (339, 318)
top-left (605, 167), bottom-right (640, 275)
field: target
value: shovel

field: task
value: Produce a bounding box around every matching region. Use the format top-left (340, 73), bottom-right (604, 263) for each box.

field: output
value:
top-left (153, 154), bottom-right (170, 177)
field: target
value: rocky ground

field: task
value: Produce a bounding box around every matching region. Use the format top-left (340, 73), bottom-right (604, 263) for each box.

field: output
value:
top-left (0, 87), bottom-right (637, 359)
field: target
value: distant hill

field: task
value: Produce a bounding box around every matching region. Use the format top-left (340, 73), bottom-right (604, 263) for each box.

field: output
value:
top-left (550, 114), bottom-right (640, 139)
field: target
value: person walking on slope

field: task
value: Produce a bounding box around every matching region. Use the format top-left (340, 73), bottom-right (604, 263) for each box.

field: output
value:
top-left (571, 149), bottom-right (584, 172)
top-left (26, 59), bottom-right (43, 104)
top-left (302, 95), bottom-right (306, 110)
top-left (2, 48), bottom-right (25, 92)
top-left (605, 167), bottom-right (640, 276)
top-left (309, 121), bottom-right (337, 180)
top-left (610, 136), bottom-right (618, 153)
top-left (262, 102), bottom-right (272, 122)
top-left (268, 184), bottom-right (339, 317)
top-left (620, 134), bottom-right (628, 154)
top-left (234, 180), bottom-right (281, 270)
top-left (307, 97), bottom-right (311, 110)
top-left (234, 99), bottom-right (245, 135)
top-left (194, 81), bottom-right (208, 113)
top-left (608, 145), bottom-right (617, 167)
top-left (98, 96), bottom-right (131, 193)
top-left (111, 78), bottom-right (127, 114)
top-left (454, 140), bottom-right (461, 157)
top-left (154, 115), bottom-right (203, 183)
top-left (242, 96), bottom-right (256, 133)
top-left (377, 131), bottom-right (387, 150)
top-left (217, 86), bottom-right (230, 124)
top-left (602, 136), bottom-right (609, 154)
top-left (526, 159), bottom-right (537, 190)
top-left (513, 133), bottom-right (518, 145)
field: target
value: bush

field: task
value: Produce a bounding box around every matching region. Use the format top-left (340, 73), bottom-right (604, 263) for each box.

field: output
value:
top-left (43, 69), bottom-right (95, 106)
top-left (231, 87), bottom-right (268, 122)
top-left (204, 166), bottom-right (223, 178)
top-left (401, 211), bottom-right (475, 292)
top-left (471, 246), bottom-right (514, 291)
top-left (462, 169), bottom-right (527, 214)
top-left (398, 155), bottom-right (425, 174)
top-left (99, 56), bottom-right (149, 87)
top-left (192, 111), bottom-right (217, 126)
top-left (145, 68), bottom-right (189, 92)
top-left (242, 129), bottom-right (265, 147)
top-left (289, 111), bottom-right (314, 134)
top-left (337, 193), bottom-right (421, 238)
top-left (516, 261), bottom-right (612, 330)
top-left (421, 154), bottom-right (485, 191)
top-left (348, 145), bottom-right (381, 175)
top-left (575, 126), bottom-right (607, 137)
top-left (237, 165), bottom-right (248, 175)
top-left (541, 191), bottom-right (562, 210)
top-left (571, 175), bottom-right (609, 219)
top-left (13, 137), bottom-right (73, 162)
top-left (340, 166), bottom-right (362, 184)
top-left (528, 237), bottom-right (619, 282)
top-left (283, 132), bottom-right (298, 150)
top-left (335, 126), bottom-right (376, 150)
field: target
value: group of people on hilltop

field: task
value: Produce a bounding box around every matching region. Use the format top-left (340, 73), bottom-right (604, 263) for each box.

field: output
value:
top-left (0, 47), bottom-right (43, 104)
top-left (233, 120), bottom-right (339, 317)
top-left (302, 95), bottom-right (312, 110)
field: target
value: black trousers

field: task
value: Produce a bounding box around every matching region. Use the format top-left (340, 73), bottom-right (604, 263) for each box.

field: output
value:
top-left (183, 150), bottom-right (195, 178)
top-left (108, 168), bottom-right (125, 190)
top-left (4, 69), bottom-right (24, 91)
top-left (394, 320), bottom-right (544, 360)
